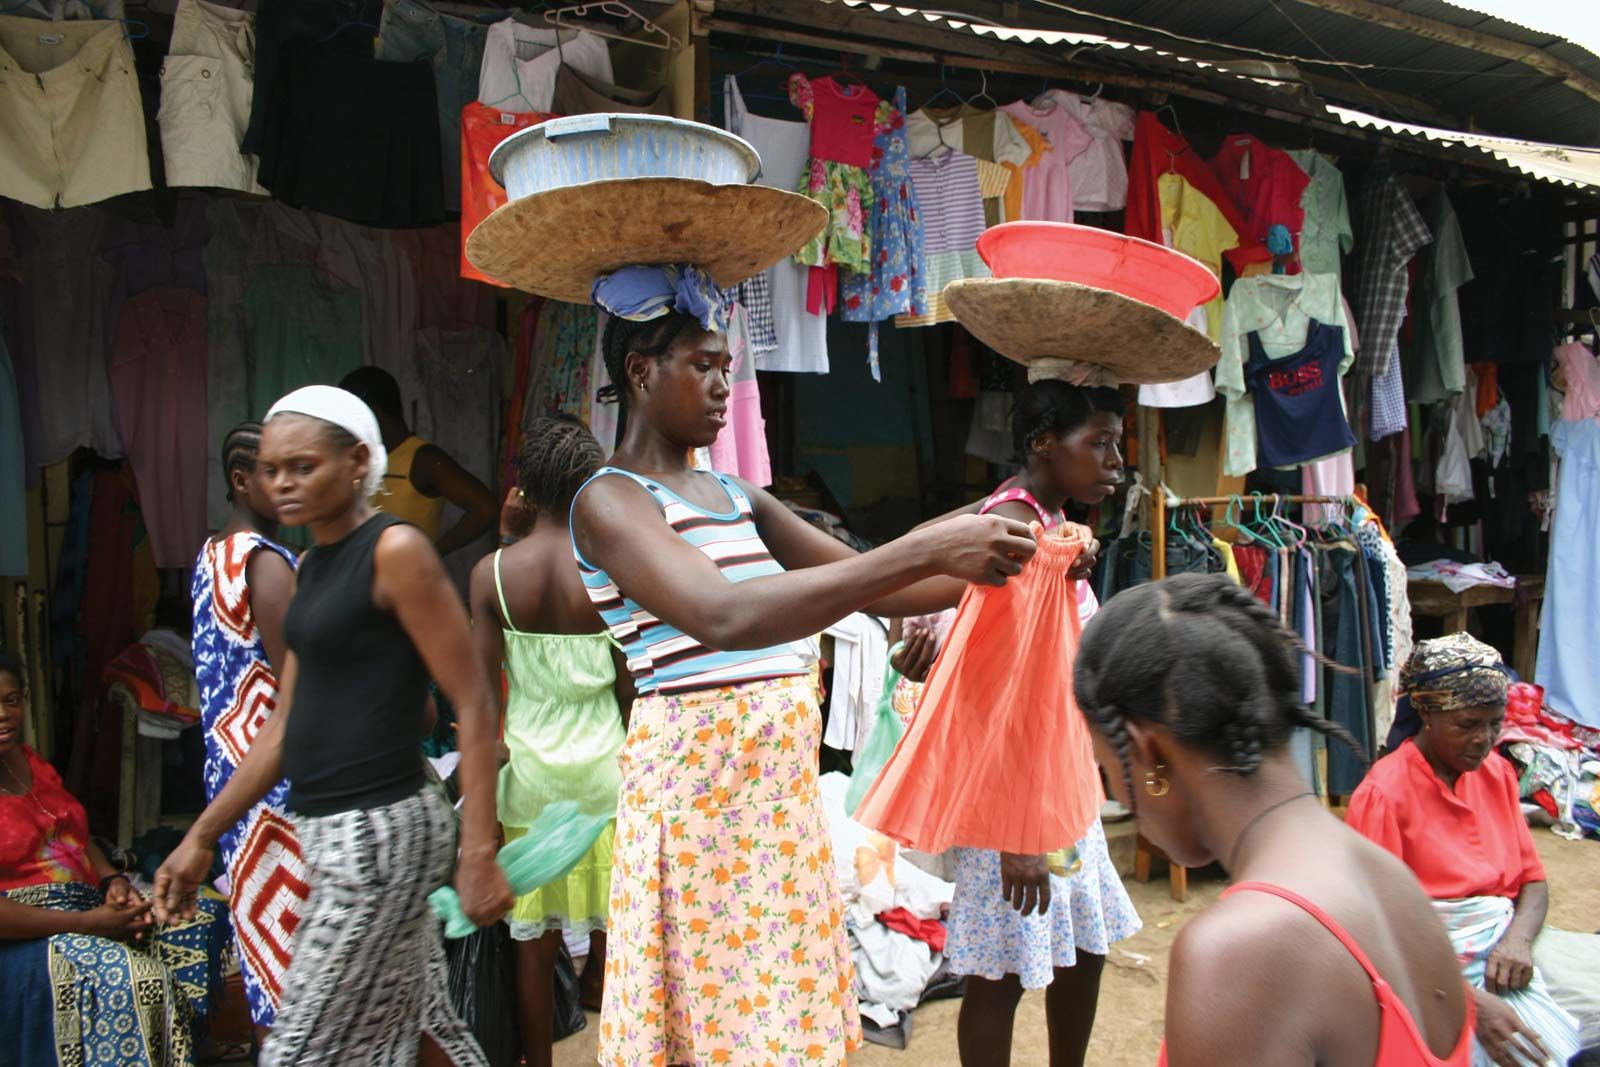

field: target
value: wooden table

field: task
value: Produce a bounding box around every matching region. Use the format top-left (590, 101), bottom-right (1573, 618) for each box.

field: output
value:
top-left (1407, 575), bottom-right (1545, 680)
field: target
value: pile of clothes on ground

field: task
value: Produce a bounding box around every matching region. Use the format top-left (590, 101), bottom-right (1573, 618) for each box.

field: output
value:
top-left (1499, 683), bottom-right (1599, 840)
top-left (820, 772), bottom-right (963, 1049)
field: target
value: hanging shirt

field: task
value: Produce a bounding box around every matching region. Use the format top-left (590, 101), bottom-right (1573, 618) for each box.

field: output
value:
top-left (895, 153), bottom-right (991, 329)
top-left (476, 21), bottom-right (612, 113)
top-left (1346, 742), bottom-right (1546, 900)
top-left (789, 74), bottom-right (879, 167)
top-left (1244, 317), bottom-right (1357, 468)
top-left (1035, 90), bottom-right (1136, 212)
top-left (1156, 172), bottom-right (1237, 342)
top-left (459, 103), bottom-right (554, 286)
top-left (905, 105), bottom-right (1031, 167)
top-left (1000, 121), bottom-right (1049, 222)
top-left (1125, 110), bottom-right (1269, 275)
top-left (1354, 167), bottom-right (1431, 377)
top-left (1217, 273), bottom-right (1356, 476)
top-left (1408, 190), bottom-right (1474, 404)
top-left (725, 75), bottom-right (828, 374)
top-left (1288, 149), bottom-right (1353, 277)
top-left (707, 303), bottom-right (773, 486)
top-left (109, 288), bottom-right (210, 569)
top-left (999, 98), bottom-right (1093, 222)
top-left (1207, 133), bottom-right (1310, 261)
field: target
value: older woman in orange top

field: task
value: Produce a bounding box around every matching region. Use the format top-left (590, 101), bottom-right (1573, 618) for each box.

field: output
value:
top-left (1347, 634), bottom-right (1583, 1067)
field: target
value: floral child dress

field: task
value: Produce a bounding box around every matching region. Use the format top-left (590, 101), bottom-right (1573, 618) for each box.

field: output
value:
top-left (841, 86), bottom-right (926, 379)
top-left (789, 73), bottom-right (880, 277)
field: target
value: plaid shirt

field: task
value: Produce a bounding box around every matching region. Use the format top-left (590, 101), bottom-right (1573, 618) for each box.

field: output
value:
top-left (1354, 169), bottom-right (1430, 377)
top-left (738, 272), bottom-right (778, 353)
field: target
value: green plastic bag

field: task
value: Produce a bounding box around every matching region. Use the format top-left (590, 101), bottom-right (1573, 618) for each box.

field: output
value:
top-left (429, 799), bottom-right (612, 939)
top-left (845, 644), bottom-right (907, 818)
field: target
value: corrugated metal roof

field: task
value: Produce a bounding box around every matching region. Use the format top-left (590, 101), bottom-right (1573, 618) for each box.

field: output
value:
top-left (913, 0), bottom-right (1600, 146)
top-left (1327, 105), bottom-right (1600, 187)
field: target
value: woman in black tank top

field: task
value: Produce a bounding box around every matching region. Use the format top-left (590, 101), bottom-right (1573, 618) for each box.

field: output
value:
top-left (152, 386), bottom-right (512, 1067)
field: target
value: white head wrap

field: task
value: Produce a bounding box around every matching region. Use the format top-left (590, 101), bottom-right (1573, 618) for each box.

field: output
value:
top-left (265, 385), bottom-right (388, 498)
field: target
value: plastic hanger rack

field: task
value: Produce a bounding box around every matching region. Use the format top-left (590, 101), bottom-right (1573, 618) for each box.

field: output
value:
top-left (1150, 492), bottom-right (1361, 580)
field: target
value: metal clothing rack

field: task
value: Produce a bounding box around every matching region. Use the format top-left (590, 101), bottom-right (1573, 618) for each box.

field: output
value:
top-left (1135, 490), bottom-right (1358, 901)
top-left (1150, 492), bottom-right (1356, 580)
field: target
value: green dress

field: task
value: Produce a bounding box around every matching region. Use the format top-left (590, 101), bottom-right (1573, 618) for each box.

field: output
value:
top-left (494, 551), bottom-right (626, 940)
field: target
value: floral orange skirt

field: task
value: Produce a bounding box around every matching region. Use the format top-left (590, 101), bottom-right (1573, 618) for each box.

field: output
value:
top-left (598, 675), bottom-right (862, 1066)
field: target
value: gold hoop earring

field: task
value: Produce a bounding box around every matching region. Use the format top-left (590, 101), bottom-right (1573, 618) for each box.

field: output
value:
top-left (1144, 764), bottom-right (1171, 798)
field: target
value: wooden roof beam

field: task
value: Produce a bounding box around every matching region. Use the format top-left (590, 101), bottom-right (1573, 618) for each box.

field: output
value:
top-left (1283, 0), bottom-right (1600, 107)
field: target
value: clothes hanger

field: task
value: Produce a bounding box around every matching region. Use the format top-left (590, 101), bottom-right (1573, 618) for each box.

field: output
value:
top-left (1270, 494), bottom-right (1309, 549)
top-left (317, 15), bottom-right (379, 44)
top-left (969, 69), bottom-right (997, 111)
top-left (543, 0), bottom-right (678, 51)
top-left (735, 43), bottom-right (797, 80)
top-left (917, 64), bottom-right (964, 158)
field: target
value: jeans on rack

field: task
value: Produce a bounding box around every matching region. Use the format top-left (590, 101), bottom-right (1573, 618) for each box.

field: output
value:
top-left (1318, 545), bottom-right (1373, 796)
top-left (378, 0), bottom-right (506, 206)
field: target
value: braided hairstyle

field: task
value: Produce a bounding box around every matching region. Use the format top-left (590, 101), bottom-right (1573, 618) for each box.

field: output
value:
top-left (1073, 572), bottom-right (1363, 807)
top-left (221, 420), bottom-right (263, 502)
top-left (601, 311), bottom-right (705, 423)
top-left (1011, 380), bottom-right (1126, 462)
top-left (516, 414), bottom-right (604, 514)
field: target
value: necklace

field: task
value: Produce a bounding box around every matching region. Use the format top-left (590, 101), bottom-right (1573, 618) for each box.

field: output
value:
top-left (0, 758), bottom-right (62, 822)
top-left (1226, 790), bottom-right (1315, 874)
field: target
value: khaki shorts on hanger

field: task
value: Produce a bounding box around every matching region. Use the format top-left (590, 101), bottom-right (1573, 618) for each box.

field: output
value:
top-left (159, 0), bottom-right (264, 194)
top-left (0, 16), bottom-right (151, 209)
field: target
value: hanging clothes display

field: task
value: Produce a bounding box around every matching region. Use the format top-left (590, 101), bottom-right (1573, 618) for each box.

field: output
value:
top-left (109, 288), bottom-right (209, 569)
top-left (550, 62), bottom-right (669, 115)
top-left (789, 74), bottom-right (881, 275)
top-left (1216, 273), bottom-right (1357, 476)
top-left (0, 15), bottom-right (152, 209)
top-left (1126, 110), bottom-right (1269, 275)
top-left (724, 75), bottom-right (829, 374)
top-left (1207, 133), bottom-right (1310, 262)
top-left (1137, 173), bottom-right (1238, 408)
top-left (1288, 149), bottom-right (1353, 277)
top-left (256, 42), bottom-right (447, 228)
top-left (1353, 166), bottom-right (1431, 378)
top-left (458, 103), bottom-right (554, 285)
top-left (243, 0), bottom-right (381, 155)
top-left (707, 302), bottom-right (772, 486)
top-left (8, 205), bottom-right (122, 465)
top-left (377, 0), bottom-right (507, 208)
top-left (1034, 89), bottom-right (1136, 213)
top-left (476, 20), bottom-right (612, 114)
top-left (894, 153), bottom-right (990, 329)
top-left (840, 87), bottom-right (926, 377)
top-left (998, 97), bottom-right (1093, 222)
top-left (906, 104), bottom-right (1031, 226)
top-left (159, 0), bottom-right (265, 195)
top-left (1537, 342), bottom-right (1600, 728)
top-left (1244, 318), bottom-right (1358, 468)
top-left (1407, 190), bottom-right (1474, 405)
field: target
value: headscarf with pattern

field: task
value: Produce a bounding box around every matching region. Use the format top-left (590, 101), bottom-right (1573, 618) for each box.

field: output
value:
top-left (1400, 633), bottom-right (1511, 716)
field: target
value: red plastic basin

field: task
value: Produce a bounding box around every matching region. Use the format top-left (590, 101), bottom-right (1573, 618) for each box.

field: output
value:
top-left (976, 222), bottom-right (1221, 320)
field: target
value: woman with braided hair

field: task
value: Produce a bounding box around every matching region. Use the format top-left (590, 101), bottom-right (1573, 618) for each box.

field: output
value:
top-left (1074, 572), bottom-right (1474, 1067)
top-left (570, 298), bottom-right (1039, 1066)
top-left (468, 415), bottom-right (632, 1067)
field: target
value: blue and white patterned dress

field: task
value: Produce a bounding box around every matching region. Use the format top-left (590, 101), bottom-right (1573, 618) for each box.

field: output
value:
top-left (841, 86), bottom-right (926, 378)
top-left (191, 531), bottom-right (307, 1027)
top-left (946, 819), bottom-right (1142, 989)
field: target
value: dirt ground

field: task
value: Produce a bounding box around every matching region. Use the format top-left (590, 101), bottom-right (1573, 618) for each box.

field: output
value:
top-left (554, 826), bottom-right (1598, 1067)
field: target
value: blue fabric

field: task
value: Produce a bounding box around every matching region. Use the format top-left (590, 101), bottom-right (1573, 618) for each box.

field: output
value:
top-left (1267, 223), bottom-right (1294, 258)
top-left (0, 323), bottom-right (25, 576)
top-left (1536, 418), bottom-right (1600, 727)
top-left (0, 935), bottom-right (55, 1065)
top-left (590, 265), bottom-right (729, 333)
top-left (1245, 318), bottom-right (1358, 467)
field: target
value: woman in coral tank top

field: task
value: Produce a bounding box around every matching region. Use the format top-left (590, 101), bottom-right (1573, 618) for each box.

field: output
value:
top-left (1074, 573), bottom-right (1474, 1067)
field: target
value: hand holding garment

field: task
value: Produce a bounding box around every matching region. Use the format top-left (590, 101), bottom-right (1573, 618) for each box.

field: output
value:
top-left (856, 522), bottom-right (1103, 855)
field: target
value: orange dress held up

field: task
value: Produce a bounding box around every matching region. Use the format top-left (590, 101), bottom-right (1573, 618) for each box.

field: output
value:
top-left (855, 522), bottom-right (1103, 855)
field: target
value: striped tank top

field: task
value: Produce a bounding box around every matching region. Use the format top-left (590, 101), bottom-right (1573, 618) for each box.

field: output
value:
top-left (571, 467), bottom-right (809, 695)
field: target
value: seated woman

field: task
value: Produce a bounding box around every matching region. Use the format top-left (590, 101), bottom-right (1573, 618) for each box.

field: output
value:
top-left (0, 651), bottom-right (229, 1066)
top-left (1347, 634), bottom-right (1584, 1067)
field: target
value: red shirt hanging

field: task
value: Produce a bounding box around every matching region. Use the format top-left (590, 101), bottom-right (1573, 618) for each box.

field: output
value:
top-left (789, 74), bottom-right (880, 168)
